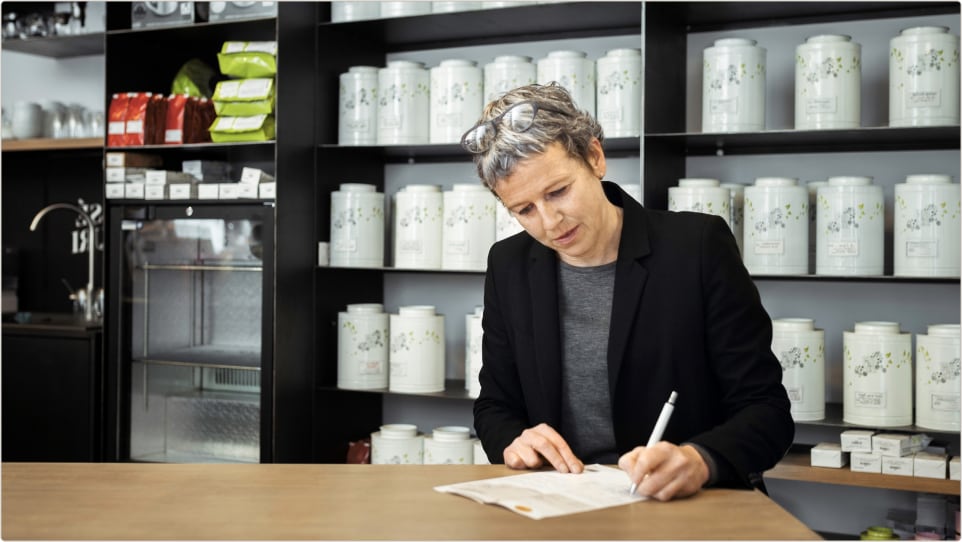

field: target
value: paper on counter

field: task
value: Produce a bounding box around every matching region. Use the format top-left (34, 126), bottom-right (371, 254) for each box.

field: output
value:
top-left (433, 464), bottom-right (644, 519)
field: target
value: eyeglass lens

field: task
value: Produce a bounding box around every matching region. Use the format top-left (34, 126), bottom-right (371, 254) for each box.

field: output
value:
top-left (463, 102), bottom-right (539, 152)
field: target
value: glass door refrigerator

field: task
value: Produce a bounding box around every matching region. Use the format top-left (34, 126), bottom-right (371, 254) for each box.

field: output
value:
top-left (106, 203), bottom-right (274, 463)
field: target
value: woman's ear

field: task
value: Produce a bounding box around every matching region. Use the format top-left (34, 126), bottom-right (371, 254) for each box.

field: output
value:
top-left (587, 138), bottom-right (607, 179)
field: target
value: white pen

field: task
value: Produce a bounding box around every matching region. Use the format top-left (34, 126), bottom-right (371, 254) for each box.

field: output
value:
top-left (629, 391), bottom-right (678, 496)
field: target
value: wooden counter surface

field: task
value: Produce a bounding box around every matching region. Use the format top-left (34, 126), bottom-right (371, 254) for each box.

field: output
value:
top-left (2, 463), bottom-right (819, 540)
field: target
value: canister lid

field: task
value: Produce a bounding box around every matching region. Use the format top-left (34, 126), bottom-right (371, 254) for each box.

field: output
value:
top-left (385, 60), bottom-right (426, 70)
top-left (927, 324), bottom-right (960, 337)
top-left (678, 178), bottom-right (721, 187)
top-left (399, 305), bottom-right (437, 317)
top-left (828, 176), bottom-right (873, 186)
top-left (854, 321), bottom-right (901, 334)
top-left (906, 174), bottom-right (953, 185)
top-left (546, 50), bottom-right (587, 58)
top-left (603, 48), bottom-right (642, 57)
top-left (712, 37), bottom-right (757, 47)
top-left (492, 55), bottom-right (533, 64)
top-left (433, 426), bottom-right (471, 441)
top-left (339, 183), bottom-right (377, 192)
top-left (403, 184), bottom-right (442, 192)
top-left (347, 303), bottom-right (384, 314)
top-left (438, 58), bottom-right (477, 68)
top-left (346, 66), bottom-right (378, 74)
top-left (773, 318), bottom-right (816, 332)
top-left (900, 26), bottom-right (951, 37)
top-left (380, 424), bottom-right (418, 438)
top-left (806, 34), bottom-right (853, 44)
top-left (755, 177), bottom-right (799, 187)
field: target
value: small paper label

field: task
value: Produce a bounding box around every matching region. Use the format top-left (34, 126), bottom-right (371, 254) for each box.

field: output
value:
top-left (359, 360), bottom-right (383, 375)
top-left (855, 391), bottom-right (885, 408)
top-left (807, 96), bottom-right (837, 114)
top-left (238, 79), bottom-right (272, 99)
top-left (710, 98), bottom-right (737, 115)
top-left (390, 362), bottom-right (407, 377)
top-left (165, 129), bottom-right (183, 143)
top-left (399, 239), bottom-right (422, 254)
top-left (232, 115), bottom-right (266, 130)
top-left (344, 119), bottom-right (370, 132)
top-left (445, 239), bottom-right (470, 255)
top-left (931, 393), bottom-right (960, 412)
top-left (245, 41), bottom-right (277, 55)
top-left (333, 238), bottom-right (357, 253)
top-left (435, 112), bottom-right (461, 127)
top-left (168, 185), bottom-right (191, 199)
top-left (145, 185), bottom-right (166, 200)
top-left (108, 121), bottom-right (125, 135)
top-left (125, 120), bottom-right (144, 134)
top-left (381, 115), bottom-right (402, 130)
top-left (600, 108), bottom-right (622, 123)
top-left (906, 240), bottom-right (938, 258)
top-left (754, 239), bottom-right (785, 255)
top-left (908, 90), bottom-right (941, 108)
top-left (828, 241), bottom-right (859, 256)
top-left (218, 81), bottom-right (242, 98)
top-left (786, 386), bottom-right (804, 403)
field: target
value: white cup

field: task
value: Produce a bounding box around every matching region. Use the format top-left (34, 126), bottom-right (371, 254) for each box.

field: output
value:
top-left (702, 38), bottom-right (766, 133)
top-left (339, 66), bottom-right (379, 145)
top-left (843, 321), bottom-right (913, 427)
top-left (430, 59), bottom-right (483, 144)
top-left (378, 60), bottom-right (430, 145)
top-left (893, 174), bottom-right (960, 277)
top-left (815, 176), bottom-right (884, 276)
top-left (772, 318), bottom-right (825, 421)
top-left (596, 48), bottom-right (642, 137)
top-left (795, 35), bottom-right (861, 130)
top-left (890, 26), bottom-right (960, 127)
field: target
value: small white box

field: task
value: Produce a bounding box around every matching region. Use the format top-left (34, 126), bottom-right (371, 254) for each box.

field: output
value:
top-left (811, 443), bottom-right (849, 468)
top-left (182, 160), bottom-right (231, 181)
top-left (850, 452), bottom-right (882, 473)
top-left (124, 183), bottom-right (145, 199)
top-left (840, 430), bottom-right (875, 452)
top-left (259, 182), bottom-right (276, 199)
top-left (218, 183), bottom-right (239, 199)
top-left (145, 185), bottom-right (166, 200)
top-left (873, 433), bottom-right (927, 457)
top-left (949, 456), bottom-right (960, 481)
top-left (198, 184), bottom-right (220, 199)
top-left (240, 166), bottom-right (274, 184)
top-left (168, 184), bottom-right (193, 200)
top-left (914, 452), bottom-right (947, 479)
top-left (237, 183), bottom-right (259, 199)
top-left (145, 170), bottom-right (197, 185)
top-left (105, 184), bottom-right (126, 199)
top-left (882, 454), bottom-right (914, 477)
top-left (105, 151), bottom-right (162, 168)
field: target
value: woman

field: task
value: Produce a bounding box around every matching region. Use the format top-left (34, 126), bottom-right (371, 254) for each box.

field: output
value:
top-left (465, 83), bottom-right (793, 501)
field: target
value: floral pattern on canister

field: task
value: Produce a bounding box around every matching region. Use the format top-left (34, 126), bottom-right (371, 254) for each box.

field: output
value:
top-left (919, 345), bottom-right (962, 385)
top-left (845, 346), bottom-right (912, 379)
top-left (796, 54), bottom-right (861, 96)
top-left (896, 195), bottom-right (960, 232)
top-left (778, 343), bottom-right (822, 371)
top-left (819, 196), bottom-right (883, 236)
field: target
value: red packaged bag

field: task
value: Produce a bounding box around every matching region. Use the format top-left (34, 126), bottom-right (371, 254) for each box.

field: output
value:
top-left (145, 94), bottom-right (167, 145)
top-left (165, 94), bottom-right (188, 144)
top-left (123, 92), bottom-right (151, 146)
top-left (107, 93), bottom-right (130, 147)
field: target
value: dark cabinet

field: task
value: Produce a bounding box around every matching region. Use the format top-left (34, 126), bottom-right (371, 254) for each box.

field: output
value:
top-left (2, 322), bottom-right (103, 461)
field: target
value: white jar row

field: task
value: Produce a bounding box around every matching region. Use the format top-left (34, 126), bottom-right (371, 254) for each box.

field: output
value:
top-left (329, 183), bottom-right (497, 271)
top-left (338, 49), bottom-right (642, 146)
top-left (669, 175), bottom-right (960, 277)
top-left (337, 304), bottom-right (445, 393)
top-left (702, 26), bottom-right (959, 132)
top-left (774, 318), bottom-right (960, 431)
top-left (465, 306), bottom-right (484, 399)
top-left (331, 1), bottom-right (535, 22)
top-left (371, 424), bottom-right (481, 465)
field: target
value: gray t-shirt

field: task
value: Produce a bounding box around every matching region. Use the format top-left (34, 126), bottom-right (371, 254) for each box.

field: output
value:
top-left (558, 260), bottom-right (618, 464)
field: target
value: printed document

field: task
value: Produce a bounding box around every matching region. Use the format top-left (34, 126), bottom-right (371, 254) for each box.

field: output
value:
top-left (433, 464), bottom-right (644, 519)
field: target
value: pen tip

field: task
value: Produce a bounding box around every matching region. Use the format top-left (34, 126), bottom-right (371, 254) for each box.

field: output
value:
top-left (669, 391), bottom-right (678, 404)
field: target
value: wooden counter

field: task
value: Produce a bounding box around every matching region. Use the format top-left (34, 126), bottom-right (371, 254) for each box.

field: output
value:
top-left (2, 463), bottom-right (819, 540)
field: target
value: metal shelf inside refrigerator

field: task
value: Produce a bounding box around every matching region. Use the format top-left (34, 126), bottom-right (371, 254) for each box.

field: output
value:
top-left (136, 344), bottom-right (261, 370)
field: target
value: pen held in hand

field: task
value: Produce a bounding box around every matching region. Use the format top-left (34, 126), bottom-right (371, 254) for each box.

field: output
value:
top-left (629, 391), bottom-right (678, 496)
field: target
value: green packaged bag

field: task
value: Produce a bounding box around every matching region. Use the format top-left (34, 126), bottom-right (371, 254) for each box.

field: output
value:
top-left (171, 58), bottom-right (216, 98)
top-left (218, 41), bottom-right (277, 78)
top-left (213, 78), bottom-right (275, 116)
top-left (209, 114), bottom-right (276, 142)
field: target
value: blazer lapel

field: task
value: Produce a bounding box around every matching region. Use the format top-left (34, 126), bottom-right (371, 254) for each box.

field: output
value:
top-left (605, 183), bottom-right (652, 393)
top-left (527, 241), bottom-right (563, 427)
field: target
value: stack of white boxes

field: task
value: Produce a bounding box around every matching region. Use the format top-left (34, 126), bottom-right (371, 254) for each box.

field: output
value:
top-left (811, 429), bottom-right (960, 482)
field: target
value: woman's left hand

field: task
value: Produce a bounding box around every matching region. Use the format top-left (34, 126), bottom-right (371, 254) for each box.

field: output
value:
top-left (617, 443), bottom-right (710, 501)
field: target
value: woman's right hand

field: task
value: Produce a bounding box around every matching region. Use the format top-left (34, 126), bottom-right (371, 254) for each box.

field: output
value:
top-left (503, 423), bottom-right (584, 474)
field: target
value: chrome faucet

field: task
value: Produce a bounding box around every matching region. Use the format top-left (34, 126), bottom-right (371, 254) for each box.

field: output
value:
top-left (29, 203), bottom-right (97, 321)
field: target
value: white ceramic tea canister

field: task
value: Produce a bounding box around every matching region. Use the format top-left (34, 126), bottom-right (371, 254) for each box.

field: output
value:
top-left (795, 35), bottom-right (861, 130)
top-left (743, 177), bottom-right (809, 275)
top-left (430, 59), bottom-right (483, 144)
top-left (915, 324), bottom-right (961, 431)
top-left (806, 180), bottom-right (827, 274)
top-left (465, 305), bottom-right (483, 397)
top-left (668, 178), bottom-right (731, 227)
top-left (893, 174), bottom-right (960, 277)
top-left (432, 1), bottom-right (480, 12)
top-left (12, 101), bottom-right (43, 139)
top-left (394, 184), bottom-right (443, 269)
top-left (890, 26), bottom-right (960, 127)
top-left (596, 48), bottom-right (642, 138)
top-left (719, 182), bottom-right (745, 256)
top-left (380, 1), bottom-right (431, 17)
top-left (338, 303), bottom-right (390, 390)
top-left (495, 198), bottom-right (525, 241)
top-left (371, 424), bottom-right (424, 464)
top-left (537, 50), bottom-right (595, 117)
top-left (330, 183), bottom-right (385, 268)
top-left (843, 321), bottom-right (913, 427)
top-left (389, 305), bottom-right (445, 393)
top-left (442, 184), bottom-right (496, 271)
top-left (473, 439), bottom-right (490, 464)
top-left (424, 426), bottom-right (475, 464)
top-left (331, 1), bottom-right (380, 22)
top-left (815, 176), bottom-right (884, 276)
top-left (484, 55), bottom-right (537, 103)
top-left (339, 66), bottom-right (379, 145)
top-left (377, 60), bottom-right (430, 145)
top-left (702, 38), bottom-right (766, 133)
top-left (772, 318), bottom-right (825, 421)
top-left (619, 182), bottom-right (642, 204)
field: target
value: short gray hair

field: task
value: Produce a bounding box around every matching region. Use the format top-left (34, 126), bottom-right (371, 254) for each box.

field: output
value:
top-left (470, 83), bottom-right (604, 192)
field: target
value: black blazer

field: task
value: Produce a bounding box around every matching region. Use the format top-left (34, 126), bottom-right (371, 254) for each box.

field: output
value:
top-left (474, 181), bottom-right (794, 486)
